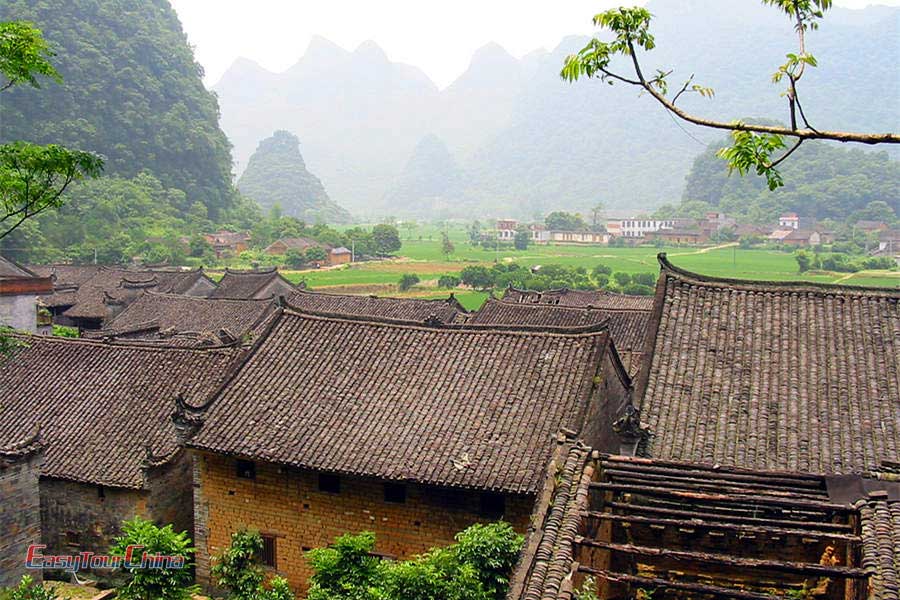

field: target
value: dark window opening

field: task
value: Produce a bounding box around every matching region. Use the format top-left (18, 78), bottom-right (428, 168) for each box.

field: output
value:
top-left (65, 531), bottom-right (80, 547)
top-left (479, 493), bottom-right (505, 519)
top-left (260, 535), bottom-right (276, 568)
top-left (97, 485), bottom-right (105, 499)
top-left (236, 459), bottom-right (256, 480)
top-left (318, 473), bottom-right (340, 494)
top-left (384, 483), bottom-right (407, 504)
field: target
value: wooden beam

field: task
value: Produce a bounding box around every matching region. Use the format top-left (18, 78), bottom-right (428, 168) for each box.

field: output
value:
top-left (604, 501), bottom-right (854, 532)
top-left (582, 511), bottom-right (860, 542)
top-left (574, 538), bottom-right (868, 578)
top-left (600, 455), bottom-right (825, 482)
top-left (602, 462), bottom-right (827, 496)
top-left (601, 467), bottom-right (827, 498)
top-left (578, 566), bottom-right (782, 600)
top-left (590, 481), bottom-right (851, 512)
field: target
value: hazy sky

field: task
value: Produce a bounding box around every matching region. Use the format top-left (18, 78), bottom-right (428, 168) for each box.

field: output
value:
top-left (170, 0), bottom-right (900, 89)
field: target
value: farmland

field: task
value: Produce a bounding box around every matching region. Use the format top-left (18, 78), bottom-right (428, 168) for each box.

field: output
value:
top-left (270, 226), bottom-right (897, 311)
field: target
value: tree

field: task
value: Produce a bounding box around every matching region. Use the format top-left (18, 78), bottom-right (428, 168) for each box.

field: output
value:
top-left (590, 202), bottom-right (605, 231)
top-left (398, 273), bottom-right (420, 291)
top-left (795, 250), bottom-right (813, 272)
top-left (460, 265), bottom-right (495, 291)
top-left (372, 223), bottom-right (402, 256)
top-left (561, 2), bottom-right (898, 190)
top-left (304, 246), bottom-right (328, 265)
top-left (513, 226), bottom-right (530, 251)
top-left (438, 274), bottom-right (460, 289)
top-left (306, 523), bottom-right (524, 600)
top-left (441, 232), bottom-right (455, 259)
top-left (545, 211), bottom-right (587, 232)
top-left (612, 272), bottom-right (632, 287)
top-left (211, 529), bottom-right (295, 600)
top-left (110, 517), bottom-right (198, 600)
top-left (0, 21), bottom-right (103, 241)
top-left (284, 248), bottom-right (306, 269)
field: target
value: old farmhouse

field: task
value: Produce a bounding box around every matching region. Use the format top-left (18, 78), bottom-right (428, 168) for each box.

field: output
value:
top-left (185, 304), bottom-right (634, 594)
top-left (0, 336), bottom-right (245, 560)
top-left (208, 267), bottom-right (296, 300)
top-left (288, 287), bottom-right (468, 323)
top-left (502, 286), bottom-right (655, 311)
top-left (0, 256), bottom-right (53, 333)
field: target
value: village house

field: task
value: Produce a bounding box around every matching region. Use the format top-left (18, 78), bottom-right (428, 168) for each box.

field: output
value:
top-left (208, 267), bottom-right (296, 300)
top-left (83, 291), bottom-right (278, 344)
top-left (289, 287), bottom-right (467, 323)
top-left (854, 220), bottom-right (889, 234)
top-left (780, 228), bottom-right (824, 247)
top-left (647, 227), bottom-right (707, 245)
top-left (468, 298), bottom-right (651, 376)
top-left (875, 228), bottom-right (899, 257)
top-left (502, 286), bottom-right (655, 311)
top-left (203, 231), bottom-right (251, 259)
top-left (0, 435), bottom-right (43, 587)
top-left (606, 218), bottom-right (682, 239)
top-left (0, 335), bottom-right (245, 559)
top-left (185, 305), bottom-right (633, 595)
top-left (509, 254), bottom-right (899, 599)
top-left (263, 237), bottom-right (318, 256)
top-left (0, 256), bottom-right (53, 333)
top-left (33, 266), bottom-right (216, 330)
top-left (327, 246), bottom-right (352, 265)
top-left (495, 220), bottom-right (550, 243)
top-left (546, 230), bottom-right (608, 245)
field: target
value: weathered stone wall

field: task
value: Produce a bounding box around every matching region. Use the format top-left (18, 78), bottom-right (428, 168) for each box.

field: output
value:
top-left (146, 451), bottom-right (195, 539)
top-left (580, 350), bottom-right (632, 454)
top-left (193, 451), bottom-right (534, 595)
top-left (39, 479), bottom-right (146, 555)
top-left (0, 294), bottom-right (38, 332)
top-left (0, 453), bottom-right (43, 586)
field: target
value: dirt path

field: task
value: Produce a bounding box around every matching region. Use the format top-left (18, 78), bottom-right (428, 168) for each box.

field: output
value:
top-left (668, 242), bottom-right (739, 257)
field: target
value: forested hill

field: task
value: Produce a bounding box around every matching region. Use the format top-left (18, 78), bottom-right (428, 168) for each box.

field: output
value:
top-left (673, 137), bottom-right (899, 224)
top-left (0, 0), bottom-right (234, 217)
top-left (237, 131), bottom-right (352, 224)
top-left (213, 0), bottom-right (898, 219)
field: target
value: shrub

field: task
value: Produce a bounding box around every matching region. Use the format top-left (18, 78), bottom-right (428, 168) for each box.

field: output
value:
top-left (612, 272), bottom-right (632, 286)
top-left (437, 275), bottom-right (461, 289)
top-left (211, 529), bottom-right (295, 600)
top-left (622, 283), bottom-right (655, 296)
top-left (1, 576), bottom-right (63, 600)
top-left (284, 248), bottom-right (306, 269)
top-left (592, 264), bottom-right (612, 277)
top-left (632, 272), bottom-right (656, 287)
top-left (110, 517), bottom-right (198, 600)
top-left (398, 273), bottom-right (420, 291)
top-left (460, 265), bottom-right (495, 290)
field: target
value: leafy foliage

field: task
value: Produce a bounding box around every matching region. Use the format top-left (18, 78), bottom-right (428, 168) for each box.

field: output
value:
top-left (0, 0), bottom-right (235, 216)
top-left (0, 576), bottom-right (64, 600)
top-left (458, 262), bottom-right (656, 295)
top-left (678, 136), bottom-right (899, 224)
top-left (211, 529), bottom-right (295, 600)
top-left (398, 273), bottom-right (420, 291)
top-left (306, 523), bottom-right (524, 600)
top-left (0, 21), bottom-right (59, 90)
top-left (237, 131), bottom-right (352, 224)
top-left (545, 211), bottom-right (588, 232)
top-left (0, 141), bottom-right (103, 240)
top-left (109, 517), bottom-right (198, 600)
top-left (371, 224), bottom-right (402, 256)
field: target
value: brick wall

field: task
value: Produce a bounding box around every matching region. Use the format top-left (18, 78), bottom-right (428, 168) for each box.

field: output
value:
top-left (146, 451), bottom-right (195, 538)
top-left (0, 452), bottom-right (42, 586)
top-left (193, 451), bottom-right (534, 595)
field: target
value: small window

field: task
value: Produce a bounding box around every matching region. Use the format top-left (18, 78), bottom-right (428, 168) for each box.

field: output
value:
top-left (260, 534), bottom-right (277, 568)
top-left (384, 483), bottom-right (406, 504)
top-left (236, 460), bottom-right (256, 480)
top-left (97, 485), bottom-right (106, 499)
top-left (65, 531), bottom-right (80, 547)
top-left (479, 493), bottom-right (506, 519)
top-left (318, 473), bottom-right (340, 494)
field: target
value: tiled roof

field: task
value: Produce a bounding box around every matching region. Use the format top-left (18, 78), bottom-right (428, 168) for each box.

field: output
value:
top-left (288, 288), bottom-right (467, 323)
top-left (509, 439), bottom-right (592, 600)
top-left (190, 309), bottom-right (614, 494)
top-left (90, 292), bottom-right (276, 341)
top-left (637, 254), bottom-right (900, 475)
top-left (0, 256), bottom-right (36, 278)
top-left (61, 268), bottom-right (211, 320)
top-left (0, 335), bottom-right (243, 488)
top-left (859, 496), bottom-right (900, 599)
top-left (502, 287), bottom-right (654, 311)
top-left (208, 268), bottom-right (295, 300)
top-left (26, 264), bottom-right (101, 287)
top-left (469, 299), bottom-right (650, 375)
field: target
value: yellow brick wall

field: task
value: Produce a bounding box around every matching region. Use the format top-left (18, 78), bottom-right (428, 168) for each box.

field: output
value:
top-left (194, 451), bottom-right (534, 595)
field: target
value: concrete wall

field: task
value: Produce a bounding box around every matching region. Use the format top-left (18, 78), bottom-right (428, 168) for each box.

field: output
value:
top-left (193, 451), bottom-right (534, 595)
top-left (0, 294), bottom-right (38, 332)
top-left (0, 453), bottom-right (43, 586)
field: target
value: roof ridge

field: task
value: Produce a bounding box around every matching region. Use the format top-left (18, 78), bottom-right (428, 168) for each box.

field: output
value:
top-left (280, 304), bottom-right (612, 337)
top-left (658, 253), bottom-right (899, 297)
top-left (492, 296), bottom-right (651, 314)
top-left (8, 332), bottom-right (240, 353)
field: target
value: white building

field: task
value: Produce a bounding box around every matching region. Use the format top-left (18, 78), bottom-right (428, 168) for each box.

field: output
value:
top-left (607, 218), bottom-right (678, 238)
top-left (0, 256), bottom-right (53, 334)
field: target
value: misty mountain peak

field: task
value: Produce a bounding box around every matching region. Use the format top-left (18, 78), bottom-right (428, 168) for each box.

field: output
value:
top-left (469, 42), bottom-right (517, 67)
top-left (303, 35), bottom-right (349, 63)
top-left (214, 57), bottom-right (274, 90)
top-left (353, 39), bottom-right (389, 62)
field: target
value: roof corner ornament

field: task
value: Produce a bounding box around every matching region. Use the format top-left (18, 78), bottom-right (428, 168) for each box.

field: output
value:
top-left (424, 314), bottom-right (443, 327)
top-left (141, 444), bottom-right (168, 470)
top-left (171, 394), bottom-right (208, 443)
top-left (613, 405), bottom-right (651, 457)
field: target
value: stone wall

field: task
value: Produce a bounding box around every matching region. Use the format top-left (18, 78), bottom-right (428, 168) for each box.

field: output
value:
top-left (193, 451), bottom-right (534, 595)
top-left (0, 294), bottom-right (38, 332)
top-left (39, 478), bottom-right (146, 555)
top-left (580, 350), bottom-right (632, 454)
top-left (146, 450), bottom-right (195, 538)
top-left (0, 452), bottom-right (43, 586)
